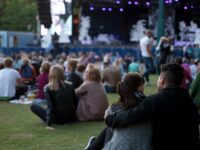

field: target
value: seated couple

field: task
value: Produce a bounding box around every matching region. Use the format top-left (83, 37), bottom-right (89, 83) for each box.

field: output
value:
top-left (85, 63), bottom-right (200, 150)
top-left (31, 64), bottom-right (108, 130)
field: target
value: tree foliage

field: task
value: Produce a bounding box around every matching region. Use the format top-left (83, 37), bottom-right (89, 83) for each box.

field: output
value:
top-left (0, 0), bottom-right (37, 32)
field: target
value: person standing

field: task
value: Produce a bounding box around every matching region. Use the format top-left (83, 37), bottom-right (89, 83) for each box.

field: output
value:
top-left (140, 29), bottom-right (154, 84)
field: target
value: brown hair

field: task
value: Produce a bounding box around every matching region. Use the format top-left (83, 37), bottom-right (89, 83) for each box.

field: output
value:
top-left (87, 65), bottom-right (101, 83)
top-left (68, 59), bottom-right (78, 72)
top-left (4, 57), bottom-right (13, 67)
top-left (116, 73), bottom-right (145, 109)
top-left (41, 62), bottom-right (51, 73)
top-left (77, 64), bottom-right (86, 73)
top-left (22, 58), bottom-right (30, 65)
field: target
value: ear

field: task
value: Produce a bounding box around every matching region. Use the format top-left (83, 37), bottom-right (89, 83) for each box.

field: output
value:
top-left (161, 75), bottom-right (166, 85)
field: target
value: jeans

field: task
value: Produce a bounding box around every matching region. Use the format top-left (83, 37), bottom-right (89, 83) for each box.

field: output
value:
top-left (87, 127), bottom-right (113, 150)
top-left (30, 104), bottom-right (48, 123)
top-left (142, 57), bottom-right (154, 82)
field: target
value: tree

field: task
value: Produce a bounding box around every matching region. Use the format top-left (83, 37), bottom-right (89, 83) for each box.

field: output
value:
top-left (0, 0), bottom-right (37, 32)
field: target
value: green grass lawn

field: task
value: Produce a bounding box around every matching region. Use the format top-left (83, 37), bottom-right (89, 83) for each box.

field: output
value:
top-left (0, 76), bottom-right (158, 150)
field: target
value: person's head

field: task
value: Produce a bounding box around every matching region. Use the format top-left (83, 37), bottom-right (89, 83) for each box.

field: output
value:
top-left (67, 59), bottom-right (78, 72)
top-left (22, 58), bottom-right (30, 66)
top-left (4, 57), bottom-right (13, 68)
top-left (48, 65), bottom-right (65, 90)
top-left (84, 64), bottom-right (101, 82)
top-left (157, 63), bottom-right (184, 91)
top-left (174, 57), bottom-right (183, 65)
top-left (84, 64), bottom-right (94, 80)
top-left (166, 36), bottom-right (174, 44)
top-left (145, 29), bottom-right (153, 38)
top-left (40, 62), bottom-right (51, 73)
top-left (117, 73), bottom-right (145, 109)
top-left (77, 64), bottom-right (86, 73)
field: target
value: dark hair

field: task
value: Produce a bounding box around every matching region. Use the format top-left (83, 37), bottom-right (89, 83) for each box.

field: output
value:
top-left (174, 57), bottom-right (182, 65)
top-left (115, 73), bottom-right (145, 109)
top-left (160, 63), bottom-right (184, 86)
top-left (68, 59), bottom-right (78, 72)
top-left (77, 64), bottom-right (86, 73)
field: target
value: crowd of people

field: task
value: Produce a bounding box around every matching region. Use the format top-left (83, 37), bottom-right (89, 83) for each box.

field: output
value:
top-left (0, 29), bottom-right (200, 149)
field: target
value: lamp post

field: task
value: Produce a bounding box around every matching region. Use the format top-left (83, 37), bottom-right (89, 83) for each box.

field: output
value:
top-left (157, 0), bottom-right (165, 41)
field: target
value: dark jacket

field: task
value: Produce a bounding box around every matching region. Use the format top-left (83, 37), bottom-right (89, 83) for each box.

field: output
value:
top-left (66, 71), bottom-right (83, 89)
top-left (44, 82), bottom-right (76, 126)
top-left (106, 86), bottom-right (200, 150)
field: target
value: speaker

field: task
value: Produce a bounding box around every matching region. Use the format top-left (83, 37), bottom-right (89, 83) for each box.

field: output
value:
top-left (37, 0), bottom-right (52, 29)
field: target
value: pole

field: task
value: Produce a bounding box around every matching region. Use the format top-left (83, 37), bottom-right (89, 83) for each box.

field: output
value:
top-left (157, 0), bottom-right (165, 41)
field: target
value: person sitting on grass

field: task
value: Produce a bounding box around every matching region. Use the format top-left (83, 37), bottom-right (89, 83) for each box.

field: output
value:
top-left (75, 64), bottom-right (108, 121)
top-left (66, 59), bottom-right (83, 89)
top-left (19, 58), bottom-right (36, 86)
top-left (105, 63), bottom-right (200, 150)
top-left (30, 65), bottom-right (76, 130)
top-left (33, 62), bottom-right (51, 105)
top-left (84, 73), bottom-right (151, 150)
top-left (0, 57), bottom-right (26, 100)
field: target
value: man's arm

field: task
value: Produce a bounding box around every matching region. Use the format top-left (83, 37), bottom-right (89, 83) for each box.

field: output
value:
top-left (105, 95), bottom-right (159, 128)
top-left (146, 44), bottom-right (153, 57)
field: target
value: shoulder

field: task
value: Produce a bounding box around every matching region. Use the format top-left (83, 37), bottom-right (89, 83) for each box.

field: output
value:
top-left (44, 84), bottom-right (51, 92)
top-left (108, 104), bottom-right (124, 114)
top-left (9, 68), bottom-right (21, 76)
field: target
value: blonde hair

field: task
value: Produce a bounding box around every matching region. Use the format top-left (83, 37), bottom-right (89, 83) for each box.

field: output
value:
top-left (22, 58), bottom-right (30, 65)
top-left (86, 64), bottom-right (101, 83)
top-left (88, 67), bottom-right (101, 83)
top-left (48, 65), bottom-right (65, 90)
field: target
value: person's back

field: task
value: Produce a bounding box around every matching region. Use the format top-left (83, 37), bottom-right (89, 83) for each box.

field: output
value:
top-left (76, 81), bottom-right (108, 121)
top-left (0, 68), bottom-right (20, 98)
top-left (67, 71), bottom-right (83, 89)
top-left (45, 82), bottom-right (76, 123)
top-left (102, 66), bottom-right (121, 87)
top-left (103, 73), bottom-right (152, 150)
top-left (76, 65), bottom-right (109, 121)
top-left (149, 86), bottom-right (199, 150)
top-left (104, 105), bottom-right (152, 150)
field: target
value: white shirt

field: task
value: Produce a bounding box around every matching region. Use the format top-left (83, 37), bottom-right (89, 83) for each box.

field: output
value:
top-left (0, 68), bottom-right (21, 97)
top-left (190, 64), bottom-right (197, 80)
top-left (140, 36), bottom-right (153, 57)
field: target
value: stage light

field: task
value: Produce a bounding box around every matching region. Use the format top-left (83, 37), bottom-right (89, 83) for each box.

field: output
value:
top-left (191, 5), bottom-right (194, 9)
top-left (175, 0), bottom-right (179, 2)
top-left (184, 6), bottom-right (188, 10)
top-left (168, 0), bottom-right (172, 3)
top-left (128, 1), bottom-right (132, 5)
top-left (146, 1), bottom-right (150, 6)
top-left (102, 7), bottom-right (106, 11)
top-left (90, 6), bottom-right (94, 11)
top-left (119, 8), bottom-right (124, 12)
top-left (134, 1), bottom-right (139, 5)
top-left (108, 8), bottom-right (112, 11)
top-left (116, 0), bottom-right (120, 4)
top-left (165, 1), bottom-right (169, 4)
